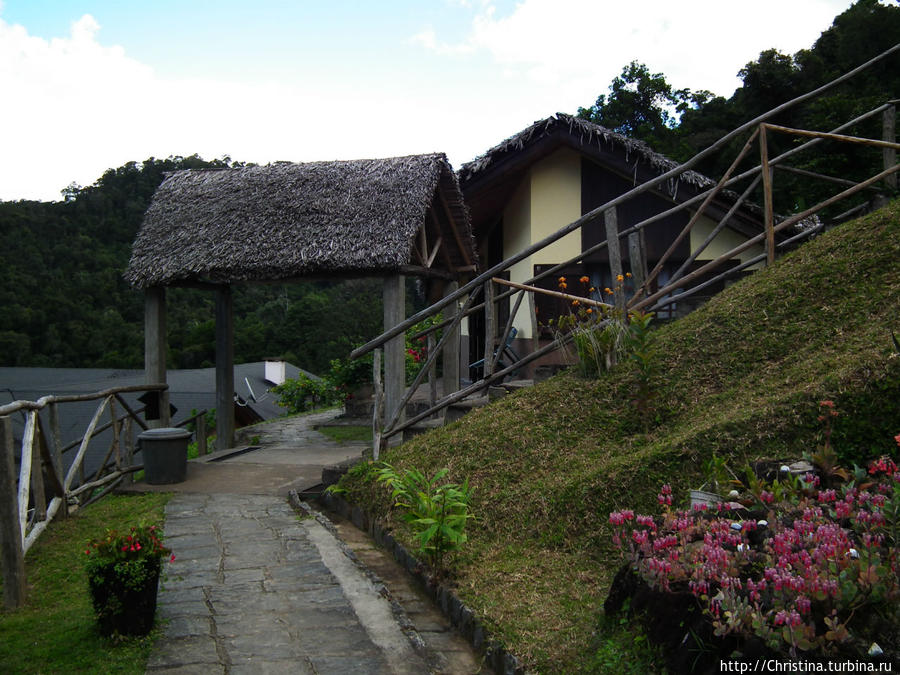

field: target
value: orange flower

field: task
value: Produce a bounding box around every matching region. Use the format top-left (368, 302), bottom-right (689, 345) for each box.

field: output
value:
top-left (589, 286), bottom-right (595, 293)
top-left (572, 299), bottom-right (580, 307)
top-left (626, 272), bottom-right (632, 278)
top-left (586, 308), bottom-right (593, 314)
top-left (558, 276), bottom-right (566, 283)
top-left (579, 275), bottom-right (590, 284)
top-left (616, 274), bottom-right (624, 283)
top-left (604, 287), bottom-right (613, 295)
top-left (559, 282), bottom-right (567, 290)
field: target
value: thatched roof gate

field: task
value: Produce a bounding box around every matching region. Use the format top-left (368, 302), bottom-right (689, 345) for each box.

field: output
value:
top-left (126, 154), bottom-right (475, 449)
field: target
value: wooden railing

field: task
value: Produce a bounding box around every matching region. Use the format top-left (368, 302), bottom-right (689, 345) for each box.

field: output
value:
top-left (354, 45), bottom-right (900, 455)
top-left (0, 384), bottom-right (209, 609)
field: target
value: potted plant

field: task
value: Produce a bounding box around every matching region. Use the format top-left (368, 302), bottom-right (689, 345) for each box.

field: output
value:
top-left (83, 524), bottom-right (174, 636)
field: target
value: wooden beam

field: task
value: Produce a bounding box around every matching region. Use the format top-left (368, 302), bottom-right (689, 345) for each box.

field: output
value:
top-left (383, 275), bottom-right (406, 443)
top-left (759, 124), bottom-right (776, 266)
top-left (605, 208), bottom-right (626, 312)
top-left (426, 236), bottom-right (443, 269)
top-left (442, 281), bottom-right (460, 398)
top-left (437, 189), bottom-right (473, 268)
top-left (762, 122), bottom-right (900, 151)
top-left (215, 285), bottom-right (235, 451)
top-left (885, 104), bottom-right (897, 191)
top-left (1, 416), bottom-right (26, 609)
top-left (144, 286), bottom-right (169, 427)
top-left (430, 209), bottom-right (456, 272)
top-left (492, 277), bottom-right (612, 309)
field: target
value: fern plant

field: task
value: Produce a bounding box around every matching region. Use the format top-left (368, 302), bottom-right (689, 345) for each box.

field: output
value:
top-left (375, 463), bottom-right (474, 572)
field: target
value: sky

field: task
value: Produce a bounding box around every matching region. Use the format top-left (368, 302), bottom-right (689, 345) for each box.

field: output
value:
top-left (0, 0), bottom-right (873, 202)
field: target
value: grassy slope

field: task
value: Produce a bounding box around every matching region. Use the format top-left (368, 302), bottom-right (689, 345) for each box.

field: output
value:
top-left (341, 202), bottom-right (900, 672)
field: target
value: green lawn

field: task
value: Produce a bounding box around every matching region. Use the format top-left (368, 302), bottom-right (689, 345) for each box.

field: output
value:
top-left (0, 493), bottom-right (171, 674)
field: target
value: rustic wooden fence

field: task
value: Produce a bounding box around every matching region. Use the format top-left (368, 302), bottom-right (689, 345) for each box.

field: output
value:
top-left (0, 384), bottom-right (208, 609)
top-left (354, 45), bottom-right (899, 456)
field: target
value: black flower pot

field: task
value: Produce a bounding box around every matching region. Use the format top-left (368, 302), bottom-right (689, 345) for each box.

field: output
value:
top-left (87, 558), bottom-right (161, 636)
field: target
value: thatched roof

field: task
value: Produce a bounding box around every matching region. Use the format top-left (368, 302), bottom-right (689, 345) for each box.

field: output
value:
top-left (459, 113), bottom-right (715, 194)
top-left (458, 113), bottom-right (771, 240)
top-left (125, 153), bottom-right (475, 288)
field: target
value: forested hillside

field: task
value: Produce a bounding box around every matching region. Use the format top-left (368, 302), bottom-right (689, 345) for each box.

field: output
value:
top-left (577, 0), bottom-right (900, 215)
top-left (1, 0), bottom-right (895, 374)
top-left (0, 156), bottom-right (385, 373)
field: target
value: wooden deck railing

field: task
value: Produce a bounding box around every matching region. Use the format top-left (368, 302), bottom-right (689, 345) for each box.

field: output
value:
top-left (0, 384), bottom-right (207, 609)
top-left (354, 45), bottom-right (899, 456)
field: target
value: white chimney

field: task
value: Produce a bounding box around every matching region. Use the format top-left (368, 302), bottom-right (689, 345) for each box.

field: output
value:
top-left (264, 359), bottom-right (286, 386)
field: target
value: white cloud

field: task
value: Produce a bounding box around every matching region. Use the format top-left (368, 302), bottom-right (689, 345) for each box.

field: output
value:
top-left (0, 13), bottom-right (470, 201)
top-left (415, 0), bottom-right (855, 99)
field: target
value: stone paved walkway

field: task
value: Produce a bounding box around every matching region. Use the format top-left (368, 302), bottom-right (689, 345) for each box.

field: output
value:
top-left (148, 493), bottom-right (428, 674)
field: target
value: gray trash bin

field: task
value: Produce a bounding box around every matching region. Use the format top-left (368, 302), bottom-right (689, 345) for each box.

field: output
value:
top-left (139, 427), bottom-right (190, 484)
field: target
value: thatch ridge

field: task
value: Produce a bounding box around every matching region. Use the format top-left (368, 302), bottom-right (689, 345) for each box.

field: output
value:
top-left (125, 154), bottom-right (474, 288)
top-left (458, 112), bottom-right (715, 193)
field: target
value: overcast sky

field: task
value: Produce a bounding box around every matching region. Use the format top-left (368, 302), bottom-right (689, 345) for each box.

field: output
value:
top-left (0, 0), bottom-right (870, 202)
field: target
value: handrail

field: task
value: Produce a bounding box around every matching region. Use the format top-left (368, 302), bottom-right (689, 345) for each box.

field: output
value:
top-left (371, 49), bottom-right (899, 444)
top-left (0, 383), bottom-right (167, 416)
top-left (1, 382), bottom-right (182, 609)
top-left (350, 43), bottom-right (900, 360)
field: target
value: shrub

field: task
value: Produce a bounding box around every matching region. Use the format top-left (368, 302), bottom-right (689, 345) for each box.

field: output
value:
top-left (374, 463), bottom-right (473, 573)
top-left (606, 433), bottom-right (900, 666)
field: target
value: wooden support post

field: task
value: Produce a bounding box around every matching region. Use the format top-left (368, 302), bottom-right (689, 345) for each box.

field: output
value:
top-left (1, 416), bottom-right (26, 609)
top-left (383, 275), bottom-right (406, 443)
top-left (196, 412), bottom-right (208, 456)
top-left (483, 279), bottom-right (495, 378)
top-left (36, 415), bottom-right (64, 502)
top-left (29, 419), bottom-right (46, 522)
top-left (528, 289), bottom-right (540, 353)
top-left (144, 287), bottom-right (170, 428)
top-left (123, 417), bottom-right (134, 483)
top-left (215, 285), bottom-right (235, 451)
top-left (110, 397), bottom-right (121, 471)
top-left (372, 348), bottom-right (384, 460)
top-left (427, 332), bottom-right (437, 414)
top-left (442, 281), bottom-right (460, 398)
top-left (885, 104), bottom-right (897, 192)
top-left (605, 207), bottom-right (626, 313)
top-left (628, 229), bottom-right (648, 291)
top-left (759, 125), bottom-right (776, 266)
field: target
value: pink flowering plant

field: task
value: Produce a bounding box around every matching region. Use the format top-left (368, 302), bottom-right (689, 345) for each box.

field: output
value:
top-left (84, 524), bottom-right (174, 636)
top-left (608, 432), bottom-right (900, 661)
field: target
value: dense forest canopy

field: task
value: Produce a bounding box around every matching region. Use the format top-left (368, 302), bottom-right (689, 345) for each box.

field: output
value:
top-left (1, 0), bottom-right (896, 372)
top-left (0, 155), bottom-right (386, 373)
top-left (577, 0), bottom-right (900, 213)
